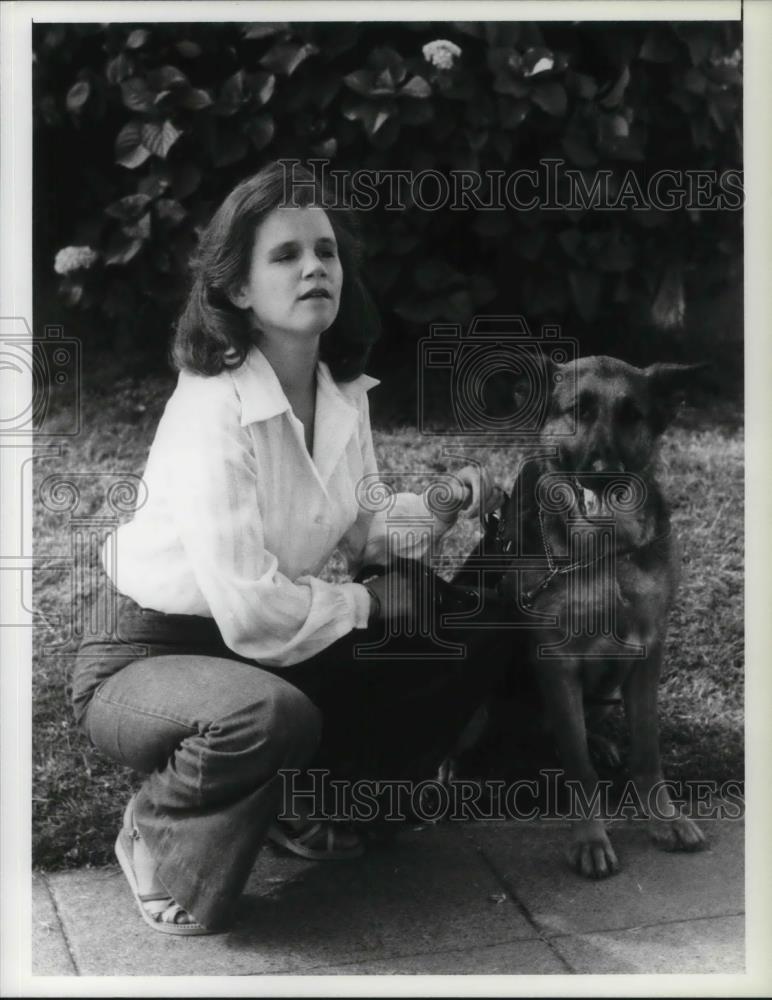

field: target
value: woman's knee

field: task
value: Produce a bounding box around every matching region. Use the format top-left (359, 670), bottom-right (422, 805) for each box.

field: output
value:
top-left (210, 676), bottom-right (322, 772)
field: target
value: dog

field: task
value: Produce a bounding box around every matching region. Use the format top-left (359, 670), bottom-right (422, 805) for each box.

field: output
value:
top-left (454, 354), bottom-right (707, 878)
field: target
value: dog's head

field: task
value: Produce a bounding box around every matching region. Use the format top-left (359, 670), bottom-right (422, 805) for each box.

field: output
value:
top-left (519, 355), bottom-right (704, 481)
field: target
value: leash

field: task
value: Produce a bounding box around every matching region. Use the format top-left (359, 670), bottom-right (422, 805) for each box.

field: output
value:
top-left (486, 479), bottom-right (671, 611)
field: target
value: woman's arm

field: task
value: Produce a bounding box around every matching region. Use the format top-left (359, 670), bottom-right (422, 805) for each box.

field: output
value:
top-left (337, 392), bottom-right (492, 577)
top-left (163, 376), bottom-right (371, 665)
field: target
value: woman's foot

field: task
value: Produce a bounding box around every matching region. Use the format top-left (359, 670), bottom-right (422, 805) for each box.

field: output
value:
top-left (267, 814), bottom-right (364, 860)
top-left (115, 796), bottom-right (216, 935)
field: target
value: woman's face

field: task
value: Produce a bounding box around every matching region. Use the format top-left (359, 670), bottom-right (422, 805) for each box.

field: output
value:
top-left (233, 206), bottom-right (343, 343)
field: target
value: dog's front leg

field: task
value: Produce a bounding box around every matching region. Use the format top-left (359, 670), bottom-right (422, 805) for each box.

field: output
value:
top-left (622, 649), bottom-right (706, 852)
top-left (536, 659), bottom-right (619, 878)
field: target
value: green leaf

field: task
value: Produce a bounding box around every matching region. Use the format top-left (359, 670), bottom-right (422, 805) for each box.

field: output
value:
top-left (369, 46), bottom-right (407, 85)
top-left (243, 113), bottom-right (275, 150)
top-left (249, 71), bottom-right (276, 106)
top-left (400, 76), bottom-right (432, 99)
top-left (530, 82), bottom-right (567, 116)
top-left (105, 193), bottom-right (152, 221)
top-left (569, 72), bottom-right (598, 100)
top-left (310, 137), bottom-right (338, 157)
top-left (343, 100), bottom-right (395, 137)
top-left (175, 40), bottom-right (202, 59)
top-left (639, 30), bottom-right (679, 63)
top-left (140, 120), bottom-right (182, 159)
top-left (180, 88), bottom-right (213, 111)
top-left (599, 66), bottom-right (630, 108)
top-left (114, 121), bottom-right (151, 169)
top-left (344, 69), bottom-right (386, 98)
top-left (155, 199), bottom-right (187, 225)
top-left (66, 80), bottom-right (90, 112)
top-left (146, 66), bottom-right (190, 91)
top-left (125, 29), bottom-right (149, 50)
top-left (122, 212), bottom-right (151, 240)
top-left (138, 170), bottom-right (171, 198)
top-left (120, 78), bottom-right (154, 113)
top-left (311, 75), bottom-right (339, 109)
top-left (243, 23), bottom-right (288, 41)
top-left (106, 53), bottom-right (134, 85)
top-left (104, 233), bottom-right (144, 266)
top-left (259, 42), bottom-right (318, 76)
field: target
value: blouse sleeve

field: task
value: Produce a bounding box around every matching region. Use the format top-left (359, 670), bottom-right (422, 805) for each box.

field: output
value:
top-left (161, 377), bottom-right (371, 667)
top-left (337, 390), bottom-right (457, 578)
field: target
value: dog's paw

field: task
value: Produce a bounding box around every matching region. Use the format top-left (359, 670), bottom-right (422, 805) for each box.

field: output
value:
top-left (648, 816), bottom-right (707, 852)
top-left (567, 823), bottom-right (620, 879)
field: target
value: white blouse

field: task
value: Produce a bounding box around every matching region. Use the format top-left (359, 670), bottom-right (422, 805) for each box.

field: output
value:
top-left (104, 347), bottom-right (454, 667)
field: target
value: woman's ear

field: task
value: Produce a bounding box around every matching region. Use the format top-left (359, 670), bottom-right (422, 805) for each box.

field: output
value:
top-left (227, 284), bottom-right (250, 310)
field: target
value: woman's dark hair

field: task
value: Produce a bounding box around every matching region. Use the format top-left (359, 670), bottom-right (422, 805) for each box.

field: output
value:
top-left (171, 161), bottom-right (381, 380)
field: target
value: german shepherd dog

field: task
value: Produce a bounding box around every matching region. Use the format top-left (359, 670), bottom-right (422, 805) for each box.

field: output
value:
top-left (455, 355), bottom-right (707, 878)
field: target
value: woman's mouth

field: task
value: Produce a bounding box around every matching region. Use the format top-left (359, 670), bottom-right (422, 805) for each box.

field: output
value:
top-left (299, 288), bottom-right (332, 300)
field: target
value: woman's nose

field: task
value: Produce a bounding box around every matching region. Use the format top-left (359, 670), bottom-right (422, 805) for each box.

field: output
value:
top-left (302, 253), bottom-right (327, 277)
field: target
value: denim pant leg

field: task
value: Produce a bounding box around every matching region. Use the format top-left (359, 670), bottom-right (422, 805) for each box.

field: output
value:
top-left (84, 654), bottom-right (321, 930)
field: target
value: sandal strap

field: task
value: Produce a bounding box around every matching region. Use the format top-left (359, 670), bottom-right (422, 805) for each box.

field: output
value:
top-left (292, 821), bottom-right (325, 847)
top-left (138, 890), bottom-right (174, 903)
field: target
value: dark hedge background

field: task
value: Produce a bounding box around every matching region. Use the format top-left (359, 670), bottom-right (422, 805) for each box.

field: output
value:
top-left (33, 20), bottom-right (743, 407)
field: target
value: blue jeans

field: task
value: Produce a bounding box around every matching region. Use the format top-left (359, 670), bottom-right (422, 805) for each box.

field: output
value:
top-left (72, 574), bottom-right (510, 929)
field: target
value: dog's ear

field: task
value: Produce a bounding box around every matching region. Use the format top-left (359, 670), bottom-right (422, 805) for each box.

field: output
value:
top-left (644, 362), bottom-right (708, 434)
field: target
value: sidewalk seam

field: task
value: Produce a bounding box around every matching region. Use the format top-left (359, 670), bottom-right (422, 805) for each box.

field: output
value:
top-left (471, 843), bottom-right (576, 974)
top-left (286, 934), bottom-right (564, 975)
top-left (544, 909), bottom-right (745, 940)
top-left (40, 871), bottom-right (79, 976)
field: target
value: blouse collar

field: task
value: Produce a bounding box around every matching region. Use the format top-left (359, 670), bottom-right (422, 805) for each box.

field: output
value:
top-left (231, 346), bottom-right (380, 428)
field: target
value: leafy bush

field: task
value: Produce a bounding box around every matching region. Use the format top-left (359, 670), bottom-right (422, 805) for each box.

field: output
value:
top-left (34, 20), bottom-right (742, 368)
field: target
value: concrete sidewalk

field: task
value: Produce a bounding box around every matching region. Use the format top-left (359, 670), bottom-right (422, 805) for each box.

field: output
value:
top-left (32, 816), bottom-right (744, 977)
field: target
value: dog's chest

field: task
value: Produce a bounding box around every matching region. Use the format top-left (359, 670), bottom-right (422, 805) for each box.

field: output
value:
top-left (515, 513), bottom-right (671, 657)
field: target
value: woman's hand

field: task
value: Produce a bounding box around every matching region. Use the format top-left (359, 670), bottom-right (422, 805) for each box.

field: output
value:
top-left (364, 572), bottom-right (417, 626)
top-left (430, 465), bottom-right (503, 523)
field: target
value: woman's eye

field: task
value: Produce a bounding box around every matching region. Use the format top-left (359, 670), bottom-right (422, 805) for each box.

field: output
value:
top-left (319, 248), bottom-right (337, 259)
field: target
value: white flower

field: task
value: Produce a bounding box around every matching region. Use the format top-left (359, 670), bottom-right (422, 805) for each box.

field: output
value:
top-left (54, 246), bottom-right (99, 276)
top-left (525, 56), bottom-right (554, 77)
top-left (422, 39), bottom-right (462, 71)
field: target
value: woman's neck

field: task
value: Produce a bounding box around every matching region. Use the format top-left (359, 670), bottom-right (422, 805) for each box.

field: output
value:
top-left (254, 333), bottom-right (320, 398)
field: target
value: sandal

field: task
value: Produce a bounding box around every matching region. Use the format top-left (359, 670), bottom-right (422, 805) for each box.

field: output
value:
top-left (266, 819), bottom-right (364, 861)
top-left (115, 796), bottom-right (215, 936)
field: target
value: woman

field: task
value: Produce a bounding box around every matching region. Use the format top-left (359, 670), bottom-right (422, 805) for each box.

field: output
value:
top-left (72, 161), bottom-right (506, 936)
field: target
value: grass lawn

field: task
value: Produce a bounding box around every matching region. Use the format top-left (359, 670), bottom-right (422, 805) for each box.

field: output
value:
top-left (32, 364), bottom-right (744, 869)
